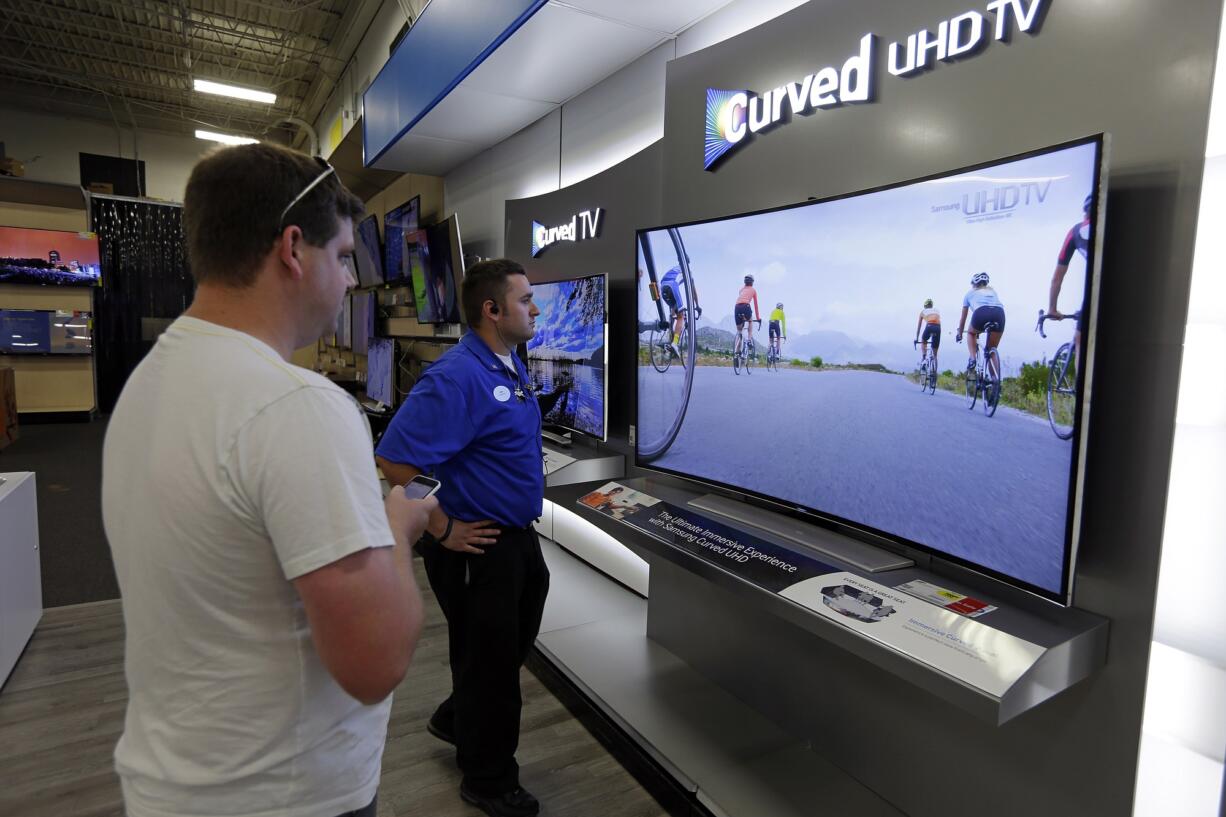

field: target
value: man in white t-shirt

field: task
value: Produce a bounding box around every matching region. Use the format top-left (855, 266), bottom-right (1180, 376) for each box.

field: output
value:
top-left (102, 143), bottom-right (434, 817)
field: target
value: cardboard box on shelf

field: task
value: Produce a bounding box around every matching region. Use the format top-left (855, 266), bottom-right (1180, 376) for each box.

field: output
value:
top-left (0, 157), bottom-right (24, 177)
top-left (0, 368), bottom-right (18, 451)
top-left (87, 182), bottom-right (114, 194)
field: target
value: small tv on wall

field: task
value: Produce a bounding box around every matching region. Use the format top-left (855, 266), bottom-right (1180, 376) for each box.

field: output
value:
top-left (353, 215), bottom-right (384, 288)
top-left (524, 273), bottom-right (607, 441)
top-left (383, 196), bottom-right (419, 284)
top-left (0, 225), bottom-right (101, 287)
top-left (0, 308), bottom-right (93, 354)
top-left (635, 135), bottom-right (1107, 605)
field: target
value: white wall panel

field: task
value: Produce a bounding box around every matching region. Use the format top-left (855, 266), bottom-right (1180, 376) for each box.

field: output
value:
top-left (0, 107), bottom-right (210, 201)
top-left (443, 0), bottom-right (803, 239)
top-left (443, 110), bottom-right (563, 259)
top-left (559, 41), bottom-right (673, 189)
top-left (675, 0), bottom-right (811, 58)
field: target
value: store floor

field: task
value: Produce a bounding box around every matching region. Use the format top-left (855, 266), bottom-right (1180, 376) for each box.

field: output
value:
top-left (0, 557), bottom-right (672, 817)
top-left (0, 417), bottom-right (116, 607)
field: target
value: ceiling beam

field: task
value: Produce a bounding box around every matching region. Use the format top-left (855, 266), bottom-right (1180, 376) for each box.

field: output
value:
top-left (0, 0), bottom-right (340, 72)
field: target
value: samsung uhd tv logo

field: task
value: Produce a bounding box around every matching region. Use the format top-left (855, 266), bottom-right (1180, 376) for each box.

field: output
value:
top-left (531, 209), bottom-right (603, 257)
top-left (703, 0), bottom-right (1045, 170)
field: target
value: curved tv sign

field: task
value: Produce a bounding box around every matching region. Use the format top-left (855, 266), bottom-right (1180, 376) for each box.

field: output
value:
top-left (704, 0), bottom-right (1046, 170)
top-left (531, 208), bottom-right (603, 257)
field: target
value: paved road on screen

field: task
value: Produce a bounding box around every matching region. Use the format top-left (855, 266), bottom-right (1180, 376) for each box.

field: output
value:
top-left (638, 365), bottom-right (1073, 592)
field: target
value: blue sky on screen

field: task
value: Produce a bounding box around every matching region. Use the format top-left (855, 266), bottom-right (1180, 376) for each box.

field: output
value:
top-left (528, 278), bottom-right (604, 358)
top-left (638, 142), bottom-right (1098, 368)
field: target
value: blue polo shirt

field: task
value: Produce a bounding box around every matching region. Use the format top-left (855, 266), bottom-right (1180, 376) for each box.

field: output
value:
top-left (376, 331), bottom-right (543, 528)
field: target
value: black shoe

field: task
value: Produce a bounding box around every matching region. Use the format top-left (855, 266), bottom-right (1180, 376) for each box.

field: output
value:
top-left (460, 784), bottom-right (540, 817)
top-left (426, 713), bottom-right (455, 745)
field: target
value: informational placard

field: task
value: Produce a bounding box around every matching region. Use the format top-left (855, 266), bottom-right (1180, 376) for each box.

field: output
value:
top-left (579, 482), bottom-right (1045, 697)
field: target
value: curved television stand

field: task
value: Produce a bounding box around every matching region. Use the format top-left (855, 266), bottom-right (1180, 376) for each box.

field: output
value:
top-left (543, 475), bottom-right (1108, 726)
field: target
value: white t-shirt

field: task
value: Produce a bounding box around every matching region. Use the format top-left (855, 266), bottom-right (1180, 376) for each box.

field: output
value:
top-left (102, 316), bottom-right (395, 817)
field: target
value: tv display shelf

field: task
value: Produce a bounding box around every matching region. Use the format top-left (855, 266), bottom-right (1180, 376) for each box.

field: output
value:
top-left (542, 441), bottom-right (623, 488)
top-left (551, 476), bottom-right (1109, 725)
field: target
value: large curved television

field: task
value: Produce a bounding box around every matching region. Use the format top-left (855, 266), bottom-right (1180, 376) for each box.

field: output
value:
top-left (525, 273), bottom-right (607, 440)
top-left (635, 135), bottom-right (1106, 604)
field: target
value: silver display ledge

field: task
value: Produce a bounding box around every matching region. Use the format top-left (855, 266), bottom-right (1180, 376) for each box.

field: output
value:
top-left (554, 476), bottom-right (1109, 725)
top-left (542, 442), bottom-right (624, 488)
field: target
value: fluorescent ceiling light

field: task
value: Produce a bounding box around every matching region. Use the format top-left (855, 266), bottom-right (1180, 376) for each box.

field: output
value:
top-left (195, 129), bottom-right (259, 145)
top-left (193, 78), bottom-right (276, 105)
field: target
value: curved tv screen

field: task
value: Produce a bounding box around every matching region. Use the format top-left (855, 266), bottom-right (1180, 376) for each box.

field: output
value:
top-left (636, 136), bottom-right (1105, 604)
top-left (0, 226), bottom-right (101, 287)
top-left (526, 274), bottom-right (607, 440)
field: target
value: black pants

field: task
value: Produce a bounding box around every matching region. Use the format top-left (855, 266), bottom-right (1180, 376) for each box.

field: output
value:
top-left (335, 796), bottom-right (376, 817)
top-left (419, 525), bottom-right (550, 796)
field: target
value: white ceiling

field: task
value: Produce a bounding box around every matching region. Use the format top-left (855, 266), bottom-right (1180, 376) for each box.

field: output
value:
top-left (369, 0), bottom-right (735, 175)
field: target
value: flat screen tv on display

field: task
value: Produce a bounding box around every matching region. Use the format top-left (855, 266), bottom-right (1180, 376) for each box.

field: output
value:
top-left (635, 135), bottom-right (1106, 604)
top-left (0, 225), bottom-right (101, 287)
top-left (406, 218), bottom-right (463, 324)
top-left (352, 290), bottom-right (375, 356)
top-left (366, 337), bottom-right (395, 406)
top-left (0, 309), bottom-right (93, 355)
top-left (383, 196), bottom-right (419, 283)
top-left (353, 215), bottom-right (384, 288)
top-left (524, 274), bottom-right (607, 441)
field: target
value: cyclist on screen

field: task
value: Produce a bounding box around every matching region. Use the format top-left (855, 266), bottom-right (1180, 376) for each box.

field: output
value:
top-left (956, 272), bottom-right (1006, 380)
top-left (768, 301), bottom-right (786, 360)
top-left (734, 274), bottom-right (760, 355)
top-left (1047, 194), bottom-right (1092, 365)
top-left (660, 264), bottom-right (701, 359)
top-left (914, 298), bottom-right (941, 370)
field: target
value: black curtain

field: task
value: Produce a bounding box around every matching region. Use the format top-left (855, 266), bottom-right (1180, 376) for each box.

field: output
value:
top-left (91, 197), bottom-right (192, 413)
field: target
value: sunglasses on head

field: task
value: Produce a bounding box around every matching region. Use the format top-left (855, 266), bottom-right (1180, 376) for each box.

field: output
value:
top-left (277, 156), bottom-right (335, 232)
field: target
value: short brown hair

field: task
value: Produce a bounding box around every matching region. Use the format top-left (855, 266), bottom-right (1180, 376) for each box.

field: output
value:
top-left (461, 258), bottom-right (526, 326)
top-left (184, 143), bottom-right (363, 287)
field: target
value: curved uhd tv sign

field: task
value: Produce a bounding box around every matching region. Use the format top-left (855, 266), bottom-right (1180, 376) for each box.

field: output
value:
top-left (637, 136), bottom-right (1105, 604)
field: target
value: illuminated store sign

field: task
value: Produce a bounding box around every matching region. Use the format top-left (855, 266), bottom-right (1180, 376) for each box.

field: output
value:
top-left (531, 208), bottom-right (603, 257)
top-left (704, 0), bottom-right (1045, 170)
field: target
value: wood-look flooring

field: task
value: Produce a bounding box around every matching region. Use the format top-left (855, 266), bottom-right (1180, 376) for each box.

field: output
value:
top-left (0, 560), bottom-right (669, 817)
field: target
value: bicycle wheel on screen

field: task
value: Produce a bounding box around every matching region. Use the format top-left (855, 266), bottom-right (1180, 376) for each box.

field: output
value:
top-left (965, 365), bottom-right (978, 409)
top-left (983, 348), bottom-right (1001, 417)
top-left (1047, 342), bottom-right (1076, 439)
top-left (928, 363), bottom-right (938, 394)
top-left (745, 342), bottom-right (754, 374)
top-left (733, 338), bottom-right (742, 375)
top-left (636, 227), bottom-right (698, 462)
top-left (648, 328), bottom-right (672, 373)
top-left (918, 360), bottom-right (929, 391)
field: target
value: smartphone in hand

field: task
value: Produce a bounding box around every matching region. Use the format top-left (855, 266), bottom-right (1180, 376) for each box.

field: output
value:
top-left (404, 474), bottom-right (441, 499)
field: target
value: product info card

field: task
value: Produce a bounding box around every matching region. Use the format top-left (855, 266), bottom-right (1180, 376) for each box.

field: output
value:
top-left (579, 482), bottom-right (1046, 696)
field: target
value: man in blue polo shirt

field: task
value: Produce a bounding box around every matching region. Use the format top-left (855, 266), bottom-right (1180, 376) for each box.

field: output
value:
top-left (376, 258), bottom-right (546, 817)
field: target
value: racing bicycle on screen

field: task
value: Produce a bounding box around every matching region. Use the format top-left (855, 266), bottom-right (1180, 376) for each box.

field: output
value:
top-left (963, 321), bottom-right (1002, 416)
top-left (1037, 309), bottom-right (1080, 440)
top-left (913, 340), bottom-right (937, 394)
top-left (733, 319), bottom-right (761, 375)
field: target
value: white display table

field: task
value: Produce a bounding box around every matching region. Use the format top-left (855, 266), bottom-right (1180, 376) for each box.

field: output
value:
top-left (0, 472), bottom-right (42, 689)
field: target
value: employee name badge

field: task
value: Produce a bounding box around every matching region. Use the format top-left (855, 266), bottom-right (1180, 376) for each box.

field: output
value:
top-left (493, 385), bottom-right (511, 402)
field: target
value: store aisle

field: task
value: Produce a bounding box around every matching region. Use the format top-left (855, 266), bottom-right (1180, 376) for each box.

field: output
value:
top-left (0, 560), bottom-right (672, 817)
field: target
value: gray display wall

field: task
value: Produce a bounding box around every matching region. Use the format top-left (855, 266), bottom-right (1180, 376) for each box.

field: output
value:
top-left (647, 1), bottom-right (1222, 815)
top-left (503, 1), bottom-right (1222, 811)
top-left (505, 142), bottom-right (661, 453)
